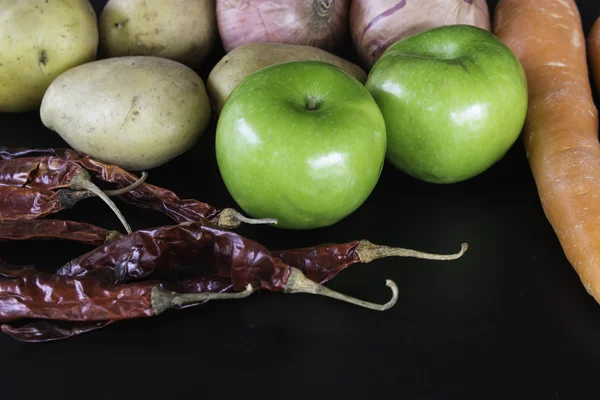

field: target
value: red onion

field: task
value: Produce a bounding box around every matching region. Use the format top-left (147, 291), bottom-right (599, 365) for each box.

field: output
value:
top-left (350, 0), bottom-right (490, 67)
top-left (216, 0), bottom-right (350, 53)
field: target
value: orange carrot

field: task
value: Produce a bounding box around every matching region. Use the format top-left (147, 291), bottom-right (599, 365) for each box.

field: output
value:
top-left (589, 16), bottom-right (600, 92)
top-left (493, 0), bottom-right (600, 302)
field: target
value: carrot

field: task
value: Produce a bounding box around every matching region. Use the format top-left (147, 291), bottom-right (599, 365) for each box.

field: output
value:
top-left (589, 16), bottom-right (600, 92)
top-left (493, 0), bottom-right (600, 302)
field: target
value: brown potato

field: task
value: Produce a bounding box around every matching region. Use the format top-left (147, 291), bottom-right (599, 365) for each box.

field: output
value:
top-left (40, 56), bottom-right (211, 171)
top-left (207, 42), bottom-right (368, 115)
top-left (0, 0), bottom-right (98, 113)
top-left (99, 0), bottom-right (217, 69)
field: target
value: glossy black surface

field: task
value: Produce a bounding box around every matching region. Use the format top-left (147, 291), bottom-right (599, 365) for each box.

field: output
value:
top-left (2, 1), bottom-right (600, 398)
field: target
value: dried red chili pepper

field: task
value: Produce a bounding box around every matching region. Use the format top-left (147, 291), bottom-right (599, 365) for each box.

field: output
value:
top-left (0, 270), bottom-right (233, 342)
top-left (1, 221), bottom-right (402, 341)
top-left (273, 240), bottom-right (468, 284)
top-left (0, 155), bottom-right (148, 197)
top-left (0, 261), bottom-right (397, 328)
top-left (0, 266), bottom-right (254, 323)
top-left (0, 186), bottom-right (61, 220)
top-left (0, 147), bottom-right (276, 229)
top-left (5, 234), bottom-right (464, 342)
top-left (70, 152), bottom-right (277, 228)
top-left (0, 157), bottom-right (134, 233)
top-left (57, 221), bottom-right (467, 287)
top-left (56, 221), bottom-right (291, 287)
top-left (0, 156), bottom-right (82, 190)
top-left (0, 220), bottom-right (122, 246)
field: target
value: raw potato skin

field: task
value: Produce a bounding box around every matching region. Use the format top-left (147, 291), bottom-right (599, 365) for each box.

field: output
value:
top-left (207, 42), bottom-right (368, 114)
top-left (40, 56), bottom-right (211, 171)
top-left (99, 0), bottom-right (217, 70)
top-left (0, 0), bottom-right (98, 113)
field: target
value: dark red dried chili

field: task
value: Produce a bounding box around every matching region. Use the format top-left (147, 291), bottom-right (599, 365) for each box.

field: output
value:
top-left (69, 152), bottom-right (277, 228)
top-left (57, 221), bottom-right (291, 291)
top-left (0, 147), bottom-right (275, 229)
top-left (0, 156), bottom-right (83, 190)
top-left (0, 220), bottom-right (405, 341)
top-left (0, 260), bottom-right (397, 331)
top-left (0, 147), bottom-right (467, 342)
top-left (0, 266), bottom-right (253, 323)
top-left (0, 158), bottom-right (133, 233)
top-left (0, 220), bottom-right (122, 246)
top-left (1, 232), bottom-right (463, 341)
top-left (0, 155), bottom-right (147, 197)
top-left (57, 220), bottom-right (467, 289)
top-left (0, 271), bottom-right (233, 342)
top-left (0, 186), bottom-right (62, 220)
top-left (273, 240), bottom-right (468, 284)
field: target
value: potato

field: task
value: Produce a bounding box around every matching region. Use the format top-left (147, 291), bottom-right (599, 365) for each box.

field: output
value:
top-left (207, 42), bottom-right (368, 115)
top-left (0, 0), bottom-right (98, 113)
top-left (40, 56), bottom-right (211, 171)
top-left (99, 0), bottom-right (217, 69)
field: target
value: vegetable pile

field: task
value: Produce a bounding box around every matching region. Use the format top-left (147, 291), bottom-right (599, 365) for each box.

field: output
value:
top-left (1, 0), bottom-right (600, 342)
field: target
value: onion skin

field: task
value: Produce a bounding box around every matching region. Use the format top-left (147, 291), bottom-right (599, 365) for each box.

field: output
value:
top-left (351, 0), bottom-right (490, 67)
top-left (216, 0), bottom-right (350, 53)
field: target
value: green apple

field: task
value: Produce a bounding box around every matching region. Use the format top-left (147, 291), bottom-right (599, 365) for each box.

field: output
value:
top-left (215, 61), bottom-right (387, 230)
top-left (366, 25), bottom-right (528, 184)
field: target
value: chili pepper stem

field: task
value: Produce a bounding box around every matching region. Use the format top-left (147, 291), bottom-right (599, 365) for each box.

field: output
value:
top-left (216, 208), bottom-right (278, 229)
top-left (284, 267), bottom-right (398, 311)
top-left (356, 241), bottom-right (468, 263)
top-left (151, 284), bottom-right (254, 315)
top-left (60, 171), bottom-right (149, 207)
top-left (69, 171), bottom-right (133, 234)
top-left (105, 230), bottom-right (124, 243)
top-left (103, 172), bottom-right (148, 196)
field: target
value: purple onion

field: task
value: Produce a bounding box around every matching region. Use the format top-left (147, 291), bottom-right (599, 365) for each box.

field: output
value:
top-left (350, 0), bottom-right (491, 68)
top-left (217, 0), bottom-right (351, 53)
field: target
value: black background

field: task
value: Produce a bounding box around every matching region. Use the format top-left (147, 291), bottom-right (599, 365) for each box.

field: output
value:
top-left (2, 1), bottom-right (600, 399)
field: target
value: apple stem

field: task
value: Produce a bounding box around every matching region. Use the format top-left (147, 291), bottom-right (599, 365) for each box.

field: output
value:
top-left (356, 241), bottom-right (468, 263)
top-left (306, 95), bottom-right (319, 111)
top-left (69, 171), bottom-right (133, 234)
top-left (283, 267), bottom-right (398, 311)
top-left (215, 208), bottom-right (278, 229)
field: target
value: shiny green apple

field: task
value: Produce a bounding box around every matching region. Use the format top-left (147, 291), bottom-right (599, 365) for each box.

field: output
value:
top-left (366, 25), bottom-right (528, 184)
top-left (215, 61), bottom-right (386, 230)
